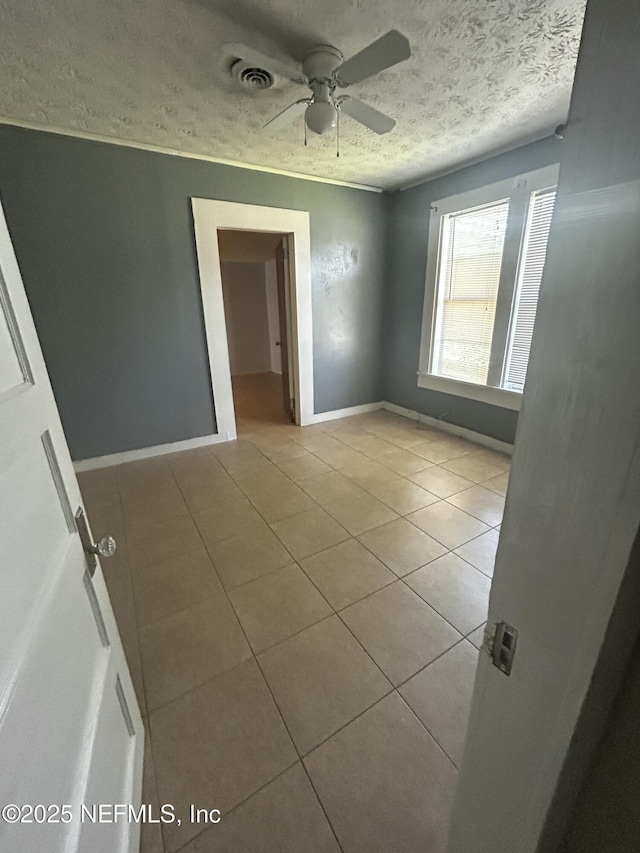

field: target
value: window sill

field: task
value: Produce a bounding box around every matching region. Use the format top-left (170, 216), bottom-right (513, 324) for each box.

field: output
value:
top-left (416, 372), bottom-right (522, 411)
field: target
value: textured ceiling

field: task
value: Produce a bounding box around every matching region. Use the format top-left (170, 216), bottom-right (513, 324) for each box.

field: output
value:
top-left (0, 0), bottom-right (586, 190)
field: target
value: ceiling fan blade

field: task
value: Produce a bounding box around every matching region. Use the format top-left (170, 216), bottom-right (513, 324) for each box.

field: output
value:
top-left (223, 43), bottom-right (308, 85)
top-left (334, 30), bottom-right (411, 87)
top-left (264, 99), bottom-right (310, 131)
top-left (338, 96), bottom-right (396, 134)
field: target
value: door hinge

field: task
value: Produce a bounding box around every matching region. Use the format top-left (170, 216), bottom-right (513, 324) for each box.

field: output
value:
top-left (485, 621), bottom-right (518, 676)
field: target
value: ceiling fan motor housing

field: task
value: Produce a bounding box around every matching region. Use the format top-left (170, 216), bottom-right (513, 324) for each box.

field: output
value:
top-left (302, 45), bottom-right (343, 85)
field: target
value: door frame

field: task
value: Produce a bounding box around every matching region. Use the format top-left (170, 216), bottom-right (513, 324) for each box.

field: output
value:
top-left (191, 199), bottom-right (313, 439)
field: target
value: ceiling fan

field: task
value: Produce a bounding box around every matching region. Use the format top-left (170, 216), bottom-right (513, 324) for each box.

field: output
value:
top-left (224, 30), bottom-right (411, 140)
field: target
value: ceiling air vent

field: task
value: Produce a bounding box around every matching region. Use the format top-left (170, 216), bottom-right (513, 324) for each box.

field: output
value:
top-left (231, 60), bottom-right (275, 90)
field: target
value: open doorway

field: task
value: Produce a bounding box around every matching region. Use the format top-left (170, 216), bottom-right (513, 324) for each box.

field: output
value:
top-left (217, 229), bottom-right (294, 434)
top-left (191, 198), bottom-right (314, 441)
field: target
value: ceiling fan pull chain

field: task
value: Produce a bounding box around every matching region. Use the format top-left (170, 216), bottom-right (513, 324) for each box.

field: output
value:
top-left (336, 106), bottom-right (340, 158)
top-left (304, 115), bottom-right (308, 146)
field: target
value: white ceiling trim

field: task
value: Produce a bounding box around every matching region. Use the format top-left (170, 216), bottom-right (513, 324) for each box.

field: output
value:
top-left (397, 127), bottom-right (562, 192)
top-left (0, 117), bottom-right (383, 194)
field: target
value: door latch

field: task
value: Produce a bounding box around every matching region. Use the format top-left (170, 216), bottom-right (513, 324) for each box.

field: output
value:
top-left (489, 621), bottom-right (518, 676)
top-left (75, 507), bottom-right (117, 577)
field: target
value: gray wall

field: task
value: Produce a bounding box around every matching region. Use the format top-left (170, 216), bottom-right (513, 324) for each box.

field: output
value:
top-left (0, 125), bottom-right (386, 460)
top-left (561, 634), bottom-right (640, 853)
top-left (383, 135), bottom-right (563, 444)
top-left (220, 262), bottom-right (271, 376)
top-left (551, 527), bottom-right (640, 853)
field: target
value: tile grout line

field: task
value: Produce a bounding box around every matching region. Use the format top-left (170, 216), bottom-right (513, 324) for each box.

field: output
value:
top-left (110, 475), bottom-right (152, 715)
top-left (204, 438), bottom-right (397, 677)
top-left (224, 418), bottom-right (505, 541)
top-left (287, 558), bottom-right (400, 699)
top-left (393, 635), bottom-right (476, 693)
top-left (210, 446), bottom-right (358, 622)
top-left (271, 424), bottom-right (484, 769)
top-left (116, 461), bottom-right (174, 853)
top-left (162, 468), bottom-right (309, 850)
top-left (249, 420), bottom-right (418, 493)
top-left (298, 760), bottom-right (346, 853)
top-left (140, 654), bottom-right (262, 717)
top-left (234, 410), bottom-right (506, 474)
top-left (161, 460), bottom-right (276, 849)
top-left (193, 427), bottom-right (471, 812)
top-left (298, 685), bottom-right (395, 760)
top-left (175, 452), bottom-right (347, 852)
top-left (452, 549), bottom-right (495, 581)
top-left (236, 452), bottom-right (481, 744)
top-left (119, 461), bottom-right (494, 710)
top-left (258, 429), bottom-right (503, 554)
top-left (150, 460), bottom-right (208, 853)
top-left (290, 681), bottom-right (460, 778)
top-left (89, 413), bottom-right (508, 851)
top-left (396, 571), bottom-right (486, 640)
top-left (218, 445), bottom-right (422, 700)
top-left (442, 492), bottom-right (506, 526)
top-left (104, 428), bottom-right (501, 667)
top-left (128, 559), bottom-right (389, 712)
top-left (133, 576), bottom-right (465, 813)
top-left (252, 651), bottom-right (347, 853)
top-left (393, 689), bottom-right (460, 771)
top-left (169, 760), bottom-right (301, 853)
top-left (223, 453), bottom-right (498, 583)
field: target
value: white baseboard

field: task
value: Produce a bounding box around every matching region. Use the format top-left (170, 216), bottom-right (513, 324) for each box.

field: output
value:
top-left (73, 432), bottom-right (229, 472)
top-left (73, 400), bottom-right (513, 472)
top-left (309, 402), bottom-right (384, 424)
top-left (382, 401), bottom-right (514, 456)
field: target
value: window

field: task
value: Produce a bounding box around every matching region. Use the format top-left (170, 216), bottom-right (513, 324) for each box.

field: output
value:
top-left (418, 165), bottom-right (558, 410)
top-left (431, 200), bottom-right (509, 385)
top-left (503, 188), bottom-right (556, 392)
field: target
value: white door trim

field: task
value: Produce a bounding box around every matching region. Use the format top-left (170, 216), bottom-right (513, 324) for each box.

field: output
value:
top-left (191, 199), bottom-right (314, 437)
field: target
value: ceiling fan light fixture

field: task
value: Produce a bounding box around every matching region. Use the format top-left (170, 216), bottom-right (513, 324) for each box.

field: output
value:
top-left (305, 101), bottom-right (337, 135)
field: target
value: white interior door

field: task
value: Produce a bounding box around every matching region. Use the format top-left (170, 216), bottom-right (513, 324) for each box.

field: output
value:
top-left (446, 0), bottom-right (640, 846)
top-left (0, 198), bottom-right (143, 853)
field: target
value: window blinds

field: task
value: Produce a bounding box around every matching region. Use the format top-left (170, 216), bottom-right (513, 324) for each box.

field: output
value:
top-left (503, 189), bottom-right (556, 391)
top-left (432, 200), bottom-right (509, 384)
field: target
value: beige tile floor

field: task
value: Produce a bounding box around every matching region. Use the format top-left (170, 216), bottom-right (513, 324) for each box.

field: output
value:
top-left (231, 372), bottom-right (292, 434)
top-left (78, 408), bottom-right (509, 853)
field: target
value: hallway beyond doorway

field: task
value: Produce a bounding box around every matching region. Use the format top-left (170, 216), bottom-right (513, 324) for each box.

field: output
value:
top-left (232, 372), bottom-right (292, 434)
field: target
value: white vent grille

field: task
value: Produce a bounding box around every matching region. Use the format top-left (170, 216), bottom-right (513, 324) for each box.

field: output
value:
top-left (231, 60), bottom-right (274, 90)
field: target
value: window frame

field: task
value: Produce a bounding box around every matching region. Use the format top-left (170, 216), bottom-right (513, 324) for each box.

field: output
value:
top-left (417, 164), bottom-right (559, 411)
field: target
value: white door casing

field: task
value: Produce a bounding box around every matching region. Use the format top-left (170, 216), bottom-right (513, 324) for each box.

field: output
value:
top-left (191, 199), bottom-right (314, 438)
top-left (0, 198), bottom-right (143, 853)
